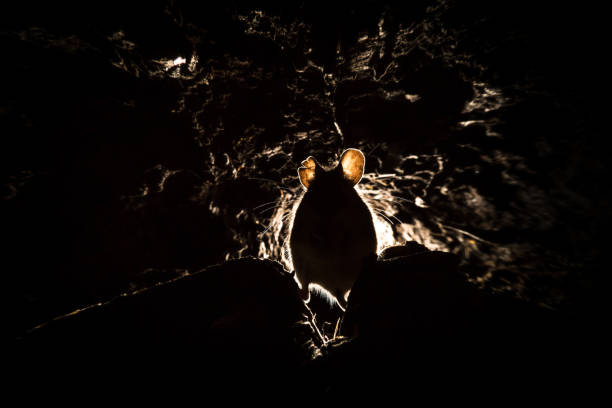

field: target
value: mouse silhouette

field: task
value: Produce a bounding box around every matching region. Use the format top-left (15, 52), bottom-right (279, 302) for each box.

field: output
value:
top-left (289, 148), bottom-right (377, 308)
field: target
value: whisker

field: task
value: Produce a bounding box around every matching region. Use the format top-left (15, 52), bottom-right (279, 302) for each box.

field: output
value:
top-left (261, 214), bottom-right (292, 235)
top-left (440, 223), bottom-right (495, 245)
top-left (256, 196), bottom-right (297, 213)
top-left (391, 194), bottom-right (413, 200)
top-left (388, 214), bottom-right (405, 224)
top-left (382, 194), bottom-right (416, 205)
top-left (253, 200), bottom-right (280, 210)
top-left (262, 199), bottom-right (297, 214)
top-left (248, 177), bottom-right (293, 192)
top-left (373, 210), bottom-right (395, 225)
top-left (258, 204), bottom-right (283, 214)
top-left (366, 143), bottom-right (380, 156)
top-left (370, 207), bottom-right (405, 224)
top-left (359, 191), bottom-right (415, 205)
top-left (263, 210), bottom-right (292, 222)
top-left (279, 198), bottom-right (296, 207)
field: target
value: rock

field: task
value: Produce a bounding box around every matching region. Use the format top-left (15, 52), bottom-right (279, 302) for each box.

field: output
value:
top-left (17, 258), bottom-right (316, 385)
top-left (15, 251), bottom-right (597, 396)
top-left (305, 246), bottom-right (592, 394)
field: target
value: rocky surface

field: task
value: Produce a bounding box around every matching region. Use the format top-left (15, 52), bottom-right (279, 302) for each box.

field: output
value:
top-left (19, 258), bottom-right (314, 363)
top-left (17, 250), bottom-right (596, 395)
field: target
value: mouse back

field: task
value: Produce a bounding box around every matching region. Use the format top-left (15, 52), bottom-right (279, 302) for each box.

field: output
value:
top-left (290, 148), bottom-right (377, 305)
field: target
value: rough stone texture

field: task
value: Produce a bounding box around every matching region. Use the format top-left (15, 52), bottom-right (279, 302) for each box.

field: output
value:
top-left (20, 258), bottom-right (312, 354)
top-left (17, 249), bottom-right (597, 396)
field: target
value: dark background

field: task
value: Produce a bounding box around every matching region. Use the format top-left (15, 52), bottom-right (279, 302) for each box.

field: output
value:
top-left (3, 0), bottom-right (608, 341)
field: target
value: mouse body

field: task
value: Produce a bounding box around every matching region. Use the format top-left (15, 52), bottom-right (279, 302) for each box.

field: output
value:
top-left (289, 148), bottom-right (377, 307)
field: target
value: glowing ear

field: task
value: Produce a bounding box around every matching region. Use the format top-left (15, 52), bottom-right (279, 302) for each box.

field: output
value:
top-left (340, 148), bottom-right (365, 186)
top-left (298, 156), bottom-right (318, 189)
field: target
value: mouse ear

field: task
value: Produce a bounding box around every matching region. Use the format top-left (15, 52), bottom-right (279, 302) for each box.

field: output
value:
top-left (340, 148), bottom-right (365, 186)
top-left (298, 156), bottom-right (318, 189)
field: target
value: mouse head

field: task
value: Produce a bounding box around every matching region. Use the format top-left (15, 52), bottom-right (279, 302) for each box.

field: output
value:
top-left (298, 148), bottom-right (365, 190)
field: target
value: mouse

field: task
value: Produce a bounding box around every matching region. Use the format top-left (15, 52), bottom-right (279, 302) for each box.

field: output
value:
top-left (289, 148), bottom-right (377, 309)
